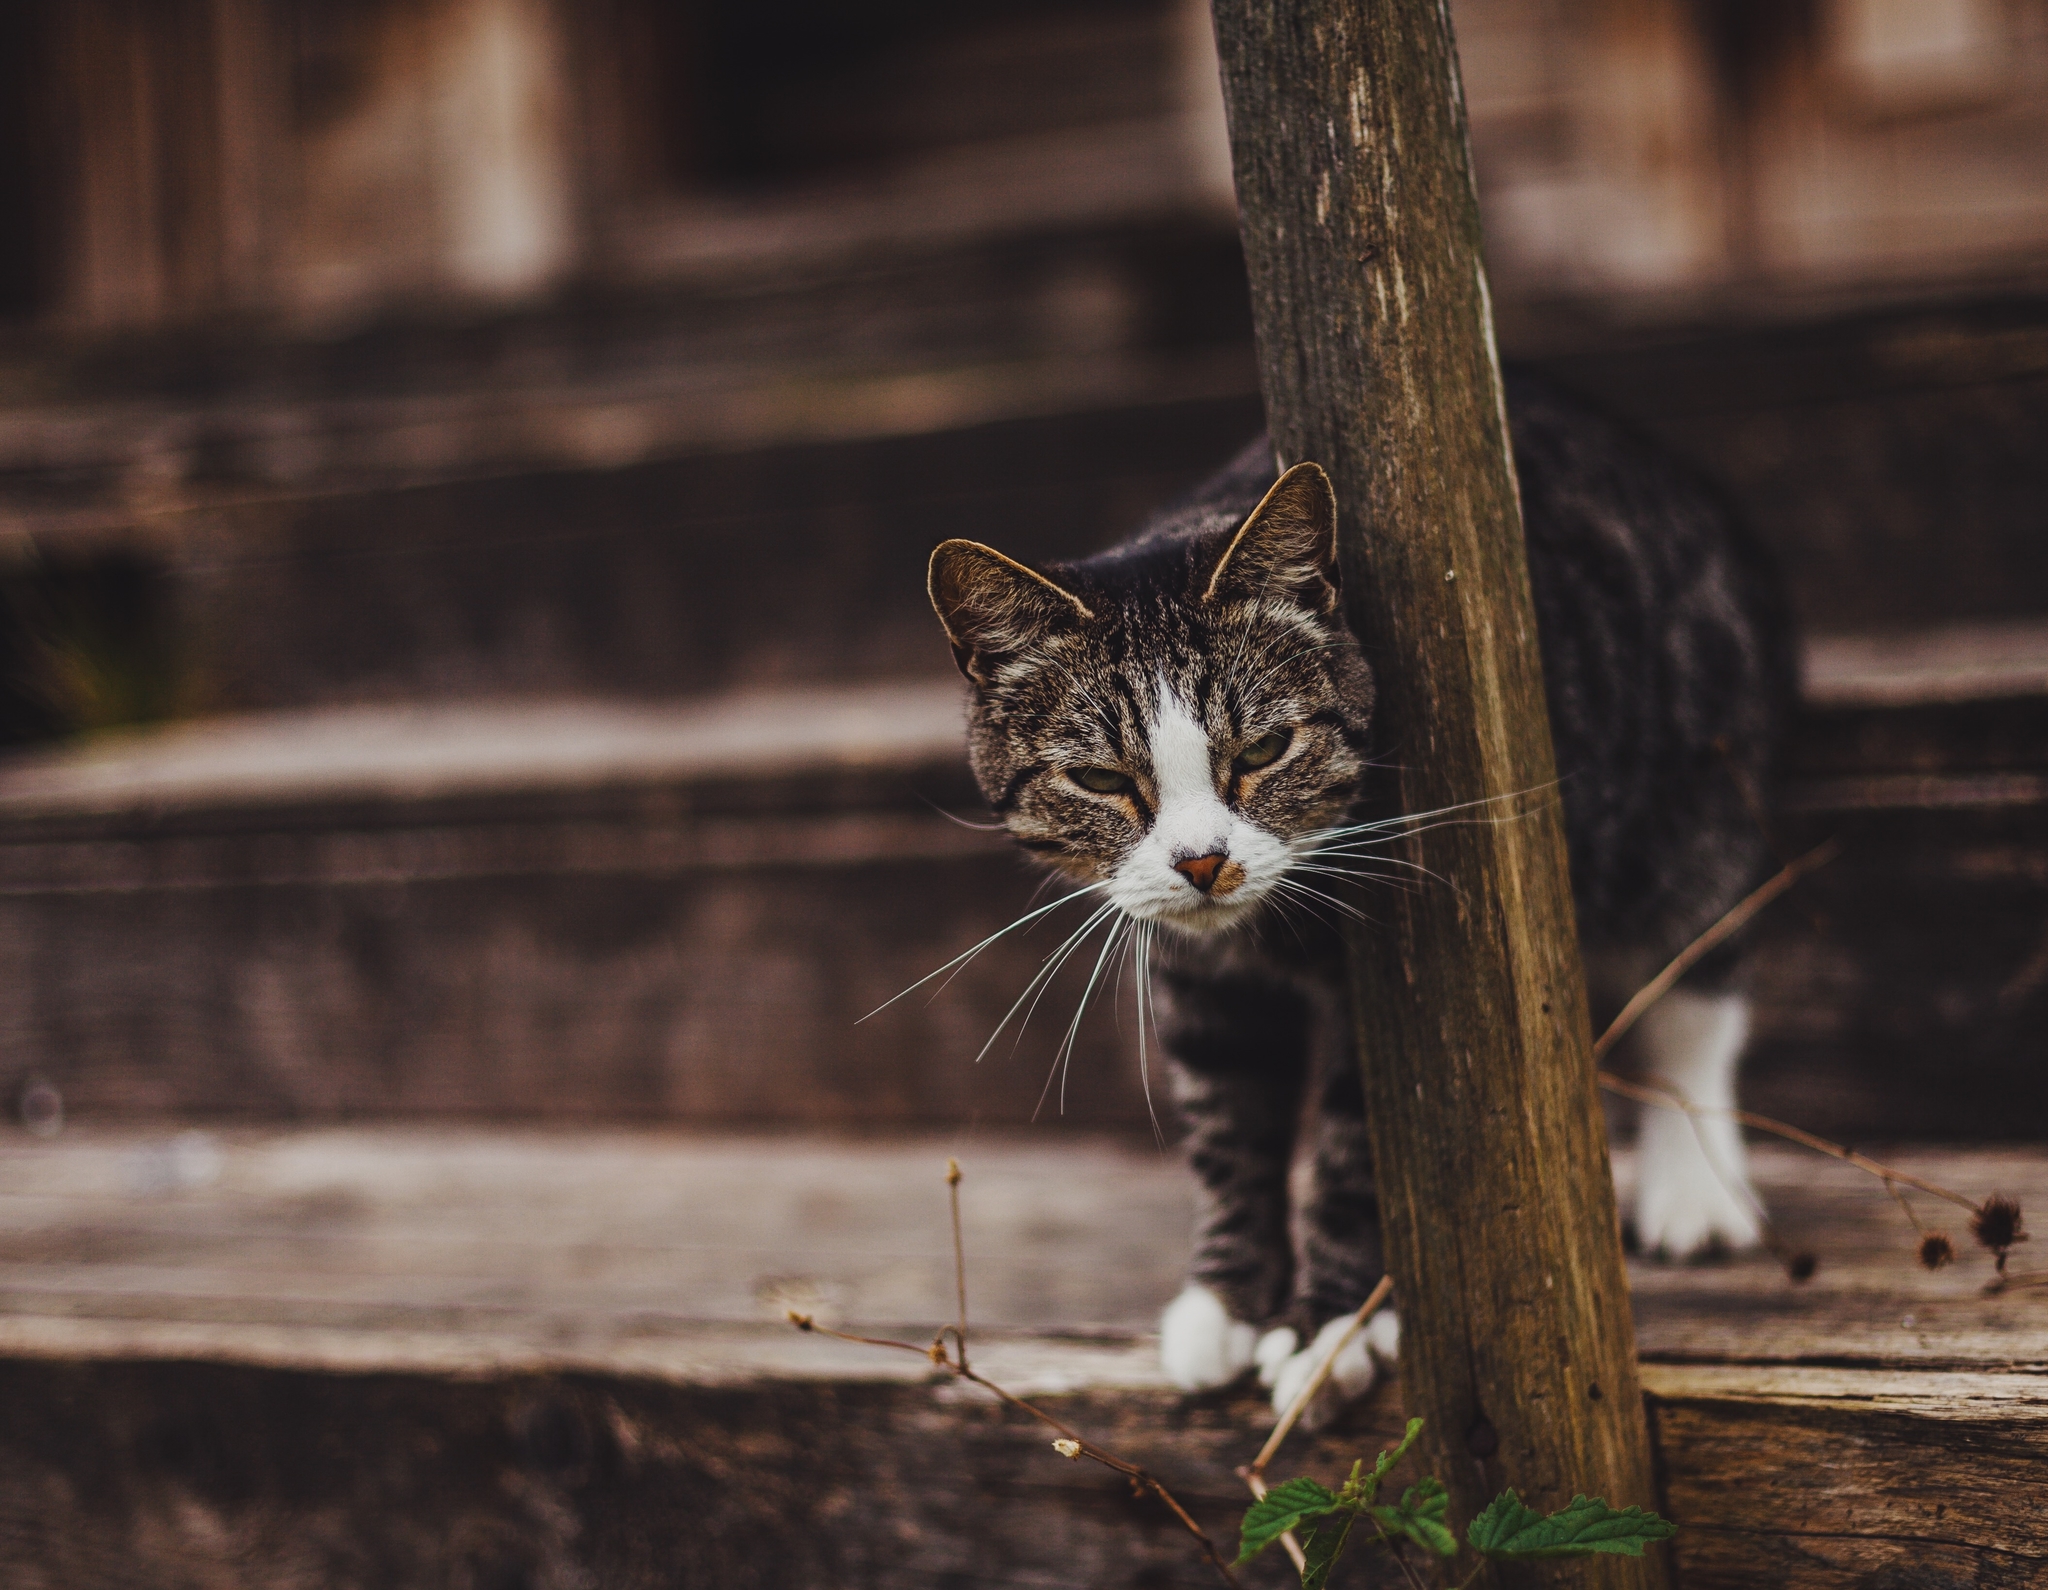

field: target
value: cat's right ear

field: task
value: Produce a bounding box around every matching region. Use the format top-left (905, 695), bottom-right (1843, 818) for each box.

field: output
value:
top-left (928, 540), bottom-right (1094, 685)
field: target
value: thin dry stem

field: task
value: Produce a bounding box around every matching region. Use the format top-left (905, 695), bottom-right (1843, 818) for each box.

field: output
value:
top-left (1591, 832), bottom-right (2001, 1272)
top-left (1249, 1274), bottom-right (1395, 1477)
top-left (1592, 839), bottom-right (1840, 1063)
top-left (1884, 1177), bottom-right (1927, 1235)
top-left (791, 1163), bottom-right (1242, 1590)
top-left (1232, 1276), bottom-right (1396, 1581)
top-left (947, 1157), bottom-right (968, 1373)
top-left (1597, 1070), bottom-right (1979, 1214)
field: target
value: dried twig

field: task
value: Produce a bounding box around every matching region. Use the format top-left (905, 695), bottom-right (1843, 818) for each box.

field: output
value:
top-left (1248, 1275), bottom-right (1396, 1478)
top-left (947, 1157), bottom-right (969, 1372)
top-left (1230, 1274), bottom-right (1397, 1576)
top-left (1592, 834), bottom-right (2026, 1277)
top-left (791, 1163), bottom-right (1243, 1589)
top-left (1597, 1070), bottom-right (1979, 1215)
top-left (1592, 839), bottom-right (1840, 1063)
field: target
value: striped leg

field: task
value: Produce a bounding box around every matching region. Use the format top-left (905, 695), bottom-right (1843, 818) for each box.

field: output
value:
top-left (1155, 969), bottom-right (1307, 1390)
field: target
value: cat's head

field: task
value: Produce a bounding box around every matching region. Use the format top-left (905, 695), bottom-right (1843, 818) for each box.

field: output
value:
top-left (928, 462), bottom-right (1373, 935)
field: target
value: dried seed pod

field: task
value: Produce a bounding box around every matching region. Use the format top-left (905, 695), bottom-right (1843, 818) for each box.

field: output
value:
top-left (1971, 1195), bottom-right (2028, 1256)
top-left (1919, 1232), bottom-right (1955, 1271)
top-left (1786, 1251), bottom-right (1818, 1283)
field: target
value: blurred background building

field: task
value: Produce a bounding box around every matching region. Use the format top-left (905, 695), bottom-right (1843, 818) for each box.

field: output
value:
top-left (0, 0), bottom-right (2044, 1136)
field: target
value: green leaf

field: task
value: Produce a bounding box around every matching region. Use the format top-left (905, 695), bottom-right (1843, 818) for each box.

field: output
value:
top-left (1300, 1507), bottom-right (1363, 1590)
top-left (1236, 1477), bottom-right (1340, 1565)
top-left (1467, 1490), bottom-right (1677, 1559)
top-left (1371, 1476), bottom-right (1458, 1558)
top-left (1344, 1416), bottom-right (1426, 1510)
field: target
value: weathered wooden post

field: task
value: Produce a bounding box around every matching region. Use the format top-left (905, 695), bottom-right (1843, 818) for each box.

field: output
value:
top-left (1206, 4), bottom-right (1667, 1585)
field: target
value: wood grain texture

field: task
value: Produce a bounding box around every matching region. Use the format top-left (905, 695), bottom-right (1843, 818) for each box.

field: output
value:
top-left (0, 1131), bottom-right (2044, 1586)
top-left (1643, 1365), bottom-right (2048, 1589)
top-left (0, 1134), bottom-right (2040, 1373)
top-left (1206, 2), bottom-right (1657, 1581)
top-left (3, 1351), bottom-right (2046, 1590)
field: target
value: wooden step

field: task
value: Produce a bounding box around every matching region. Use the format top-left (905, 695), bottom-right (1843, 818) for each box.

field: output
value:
top-left (0, 271), bottom-right (1261, 728)
top-left (0, 1130), bottom-right (2041, 1588)
top-left (1748, 617), bottom-right (2048, 1139)
top-left (3, 620), bottom-right (2047, 1133)
top-left (8, 296), bottom-right (2046, 732)
top-left (0, 681), bottom-right (1168, 1129)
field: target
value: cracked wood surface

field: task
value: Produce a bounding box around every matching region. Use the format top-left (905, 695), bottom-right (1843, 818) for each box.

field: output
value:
top-left (0, 1131), bottom-right (2039, 1590)
top-left (0, 1130), bottom-right (2041, 1588)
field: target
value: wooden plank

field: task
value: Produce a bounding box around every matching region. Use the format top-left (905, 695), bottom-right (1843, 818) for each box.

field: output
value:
top-left (0, 1134), bottom-right (2041, 1364)
top-left (0, 1332), bottom-right (2040, 1587)
top-left (0, 684), bottom-right (967, 820)
top-left (0, 1351), bottom-right (1415, 1590)
top-left (1644, 1364), bottom-right (2048, 1589)
top-left (1803, 619), bottom-right (2048, 710)
top-left (0, 853), bottom-right (1164, 1124)
top-left (0, 1132), bottom-right (2043, 1586)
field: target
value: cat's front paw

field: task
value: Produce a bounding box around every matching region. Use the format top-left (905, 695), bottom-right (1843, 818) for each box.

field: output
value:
top-left (1635, 1110), bottom-right (1762, 1260)
top-left (1263, 1307), bottom-right (1400, 1429)
top-left (1159, 1284), bottom-right (1258, 1390)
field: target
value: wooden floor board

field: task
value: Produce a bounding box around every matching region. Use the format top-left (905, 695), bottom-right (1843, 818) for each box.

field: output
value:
top-left (2, 1130), bottom-right (2042, 1350)
top-left (0, 1127), bottom-right (2042, 1588)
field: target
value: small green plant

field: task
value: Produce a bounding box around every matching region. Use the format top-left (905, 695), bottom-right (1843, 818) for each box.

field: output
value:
top-left (1237, 1418), bottom-right (1673, 1589)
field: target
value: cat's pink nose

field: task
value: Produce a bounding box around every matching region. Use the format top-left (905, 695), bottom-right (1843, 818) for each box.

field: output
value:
top-left (1173, 852), bottom-right (1228, 893)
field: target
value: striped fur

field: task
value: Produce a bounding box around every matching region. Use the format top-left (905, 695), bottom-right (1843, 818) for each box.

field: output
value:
top-left (928, 371), bottom-right (1794, 1372)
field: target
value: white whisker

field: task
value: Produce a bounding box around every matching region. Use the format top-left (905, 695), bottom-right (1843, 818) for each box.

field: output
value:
top-left (1038, 913), bottom-right (1133, 1119)
top-left (1272, 877), bottom-right (1376, 927)
top-left (1296, 784), bottom-right (1556, 846)
top-left (1135, 922), bottom-right (1164, 1147)
top-left (1289, 862), bottom-right (1424, 898)
top-left (859, 883), bottom-right (1108, 1023)
top-left (983, 901), bottom-right (1120, 1067)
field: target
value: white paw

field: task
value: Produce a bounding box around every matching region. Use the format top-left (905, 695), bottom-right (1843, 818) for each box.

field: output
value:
top-left (1159, 1284), bottom-right (1258, 1390)
top-left (1267, 1308), bottom-right (1400, 1428)
top-left (1636, 1107), bottom-right (1762, 1259)
top-left (1253, 1324), bottom-right (1298, 1387)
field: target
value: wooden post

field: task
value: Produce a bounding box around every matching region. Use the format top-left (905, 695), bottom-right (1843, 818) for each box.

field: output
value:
top-left (1206, 4), bottom-right (1667, 1586)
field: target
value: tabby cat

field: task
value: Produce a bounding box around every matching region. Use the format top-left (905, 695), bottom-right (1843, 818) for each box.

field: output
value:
top-left (926, 372), bottom-right (1793, 1421)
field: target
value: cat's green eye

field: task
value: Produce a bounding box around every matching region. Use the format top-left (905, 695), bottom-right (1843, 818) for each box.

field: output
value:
top-left (1069, 766), bottom-right (1134, 795)
top-left (1235, 730), bottom-right (1291, 772)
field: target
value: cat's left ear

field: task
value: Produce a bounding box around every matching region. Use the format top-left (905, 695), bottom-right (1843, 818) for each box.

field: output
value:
top-left (1202, 461), bottom-right (1340, 614)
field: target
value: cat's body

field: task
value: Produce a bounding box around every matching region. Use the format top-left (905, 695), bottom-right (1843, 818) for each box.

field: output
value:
top-left (929, 371), bottom-right (1794, 1418)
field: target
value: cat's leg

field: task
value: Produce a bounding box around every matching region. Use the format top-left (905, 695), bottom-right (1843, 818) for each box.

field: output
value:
top-left (1259, 1008), bottom-right (1398, 1424)
top-left (1634, 986), bottom-right (1762, 1258)
top-left (1156, 969), bottom-right (1306, 1391)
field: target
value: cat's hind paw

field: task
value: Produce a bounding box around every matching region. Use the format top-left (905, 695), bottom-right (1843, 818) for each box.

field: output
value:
top-left (1635, 1114), bottom-right (1763, 1261)
top-left (1159, 1284), bottom-right (1258, 1390)
top-left (1266, 1307), bottom-right (1400, 1429)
